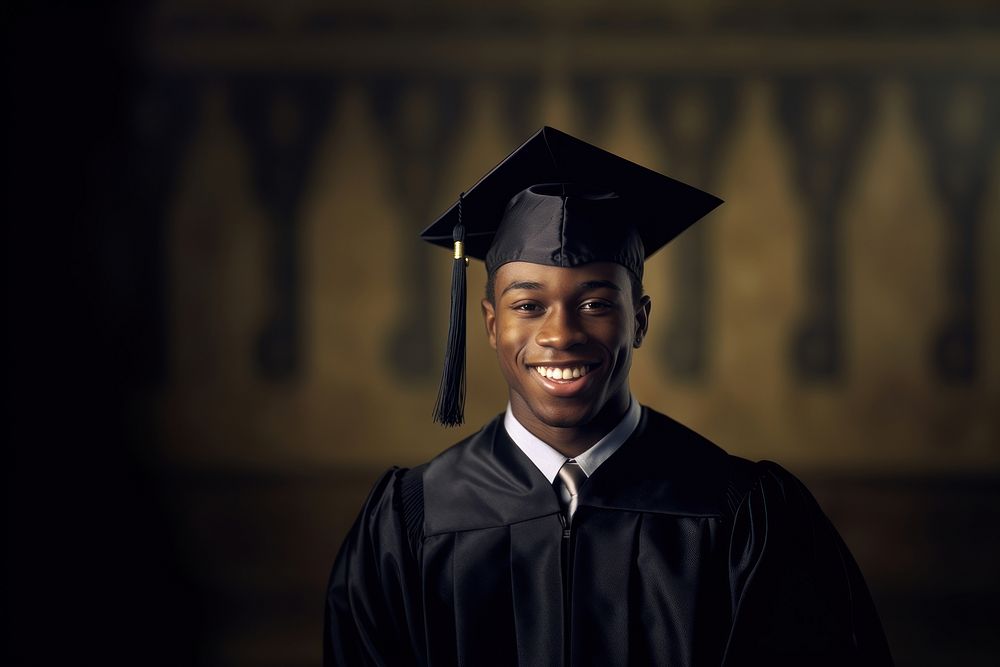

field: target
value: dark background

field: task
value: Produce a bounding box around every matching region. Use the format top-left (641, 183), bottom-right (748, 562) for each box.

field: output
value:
top-left (5, 1), bottom-right (1000, 665)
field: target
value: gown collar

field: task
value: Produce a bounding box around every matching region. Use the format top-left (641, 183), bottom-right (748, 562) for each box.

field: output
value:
top-left (423, 406), bottom-right (735, 536)
top-left (503, 395), bottom-right (641, 482)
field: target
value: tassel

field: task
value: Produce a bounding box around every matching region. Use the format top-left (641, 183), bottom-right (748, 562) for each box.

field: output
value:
top-left (433, 194), bottom-right (468, 426)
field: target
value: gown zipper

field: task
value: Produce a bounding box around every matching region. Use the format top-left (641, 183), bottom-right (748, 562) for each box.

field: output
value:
top-left (560, 512), bottom-right (573, 666)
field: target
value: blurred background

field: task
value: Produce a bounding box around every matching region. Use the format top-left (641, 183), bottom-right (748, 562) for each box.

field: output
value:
top-left (4, 0), bottom-right (999, 665)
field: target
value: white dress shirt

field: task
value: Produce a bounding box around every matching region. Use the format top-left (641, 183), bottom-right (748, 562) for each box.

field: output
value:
top-left (503, 396), bottom-right (642, 484)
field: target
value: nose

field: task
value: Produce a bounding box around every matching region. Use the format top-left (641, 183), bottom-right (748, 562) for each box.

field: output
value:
top-left (535, 306), bottom-right (588, 350)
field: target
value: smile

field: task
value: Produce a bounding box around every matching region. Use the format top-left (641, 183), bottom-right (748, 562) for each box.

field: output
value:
top-left (528, 364), bottom-right (596, 381)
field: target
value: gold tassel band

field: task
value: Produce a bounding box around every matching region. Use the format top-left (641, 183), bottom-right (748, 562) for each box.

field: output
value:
top-left (454, 240), bottom-right (465, 260)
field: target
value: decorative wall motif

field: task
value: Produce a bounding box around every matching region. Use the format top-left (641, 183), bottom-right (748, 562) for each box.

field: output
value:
top-left (229, 77), bottom-right (334, 379)
top-left (910, 76), bottom-right (1000, 382)
top-left (136, 4), bottom-right (1000, 662)
top-left (157, 67), bottom-right (999, 466)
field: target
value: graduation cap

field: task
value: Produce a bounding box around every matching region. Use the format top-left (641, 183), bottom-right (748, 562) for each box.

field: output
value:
top-left (421, 126), bottom-right (722, 426)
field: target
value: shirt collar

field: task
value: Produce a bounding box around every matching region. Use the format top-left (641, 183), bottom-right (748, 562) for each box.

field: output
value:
top-left (503, 396), bottom-right (642, 483)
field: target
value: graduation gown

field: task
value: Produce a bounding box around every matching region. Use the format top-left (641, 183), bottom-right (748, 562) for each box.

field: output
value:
top-left (325, 406), bottom-right (892, 666)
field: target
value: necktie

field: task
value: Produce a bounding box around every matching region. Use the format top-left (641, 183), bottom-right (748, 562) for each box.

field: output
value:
top-left (555, 459), bottom-right (587, 524)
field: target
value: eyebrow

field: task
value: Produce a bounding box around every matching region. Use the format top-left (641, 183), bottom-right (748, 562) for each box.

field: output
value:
top-left (579, 280), bottom-right (622, 292)
top-left (500, 281), bottom-right (543, 296)
top-left (500, 279), bottom-right (623, 297)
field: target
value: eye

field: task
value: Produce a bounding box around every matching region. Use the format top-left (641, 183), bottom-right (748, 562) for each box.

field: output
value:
top-left (580, 300), bottom-right (612, 312)
top-left (511, 302), bottom-right (543, 313)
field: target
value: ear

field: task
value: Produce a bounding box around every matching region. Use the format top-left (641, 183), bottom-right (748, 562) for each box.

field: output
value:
top-left (481, 298), bottom-right (498, 350)
top-left (633, 295), bottom-right (651, 348)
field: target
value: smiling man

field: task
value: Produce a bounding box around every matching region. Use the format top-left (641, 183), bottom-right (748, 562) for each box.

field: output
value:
top-left (324, 127), bottom-right (892, 666)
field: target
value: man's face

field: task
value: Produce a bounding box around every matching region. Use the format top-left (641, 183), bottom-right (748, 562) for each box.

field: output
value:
top-left (481, 261), bottom-right (651, 431)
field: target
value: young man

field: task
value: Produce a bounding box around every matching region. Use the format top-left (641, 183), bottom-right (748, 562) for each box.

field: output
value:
top-left (324, 127), bottom-right (892, 666)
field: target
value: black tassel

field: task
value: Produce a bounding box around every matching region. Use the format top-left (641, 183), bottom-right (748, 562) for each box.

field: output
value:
top-left (433, 195), bottom-right (468, 426)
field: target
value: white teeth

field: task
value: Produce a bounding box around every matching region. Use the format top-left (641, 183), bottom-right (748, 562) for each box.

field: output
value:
top-left (534, 365), bottom-right (590, 380)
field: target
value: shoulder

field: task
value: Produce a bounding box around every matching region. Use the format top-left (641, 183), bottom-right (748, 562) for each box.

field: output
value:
top-left (723, 457), bottom-right (845, 576)
top-left (350, 464), bottom-right (429, 555)
top-left (637, 405), bottom-right (740, 468)
top-left (625, 406), bottom-right (797, 519)
top-left (358, 414), bottom-right (515, 538)
top-left (727, 458), bottom-right (827, 524)
top-left (361, 415), bottom-right (505, 525)
top-left (422, 413), bottom-right (506, 481)
top-left (721, 459), bottom-right (892, 662)
top-left (420, 414), bottom-right (566, 533)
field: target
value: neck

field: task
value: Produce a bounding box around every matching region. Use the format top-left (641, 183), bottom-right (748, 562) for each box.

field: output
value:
top-left (510, 391), bottom-right (631, 458)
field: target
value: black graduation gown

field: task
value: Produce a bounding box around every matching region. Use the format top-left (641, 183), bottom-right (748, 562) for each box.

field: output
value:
top-left (324, 406), bottom-right (892, 666)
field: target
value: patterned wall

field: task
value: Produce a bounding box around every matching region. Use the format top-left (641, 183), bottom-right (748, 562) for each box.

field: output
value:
top-left (147, 4), bottom-right (1000, 472)
top-left (121, 1), bottom-right (1000, 664)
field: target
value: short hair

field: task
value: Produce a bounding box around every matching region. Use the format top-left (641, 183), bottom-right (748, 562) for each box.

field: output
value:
top-left (485, 268), bottom-right (645, 307)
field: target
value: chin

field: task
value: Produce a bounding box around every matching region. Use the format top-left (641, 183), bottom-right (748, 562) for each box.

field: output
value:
top-left (531, 400), bottom-right (600, 429)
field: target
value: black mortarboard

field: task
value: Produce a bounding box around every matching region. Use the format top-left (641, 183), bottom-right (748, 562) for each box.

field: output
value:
top-left (421, 126), bottom-right (722, 426)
